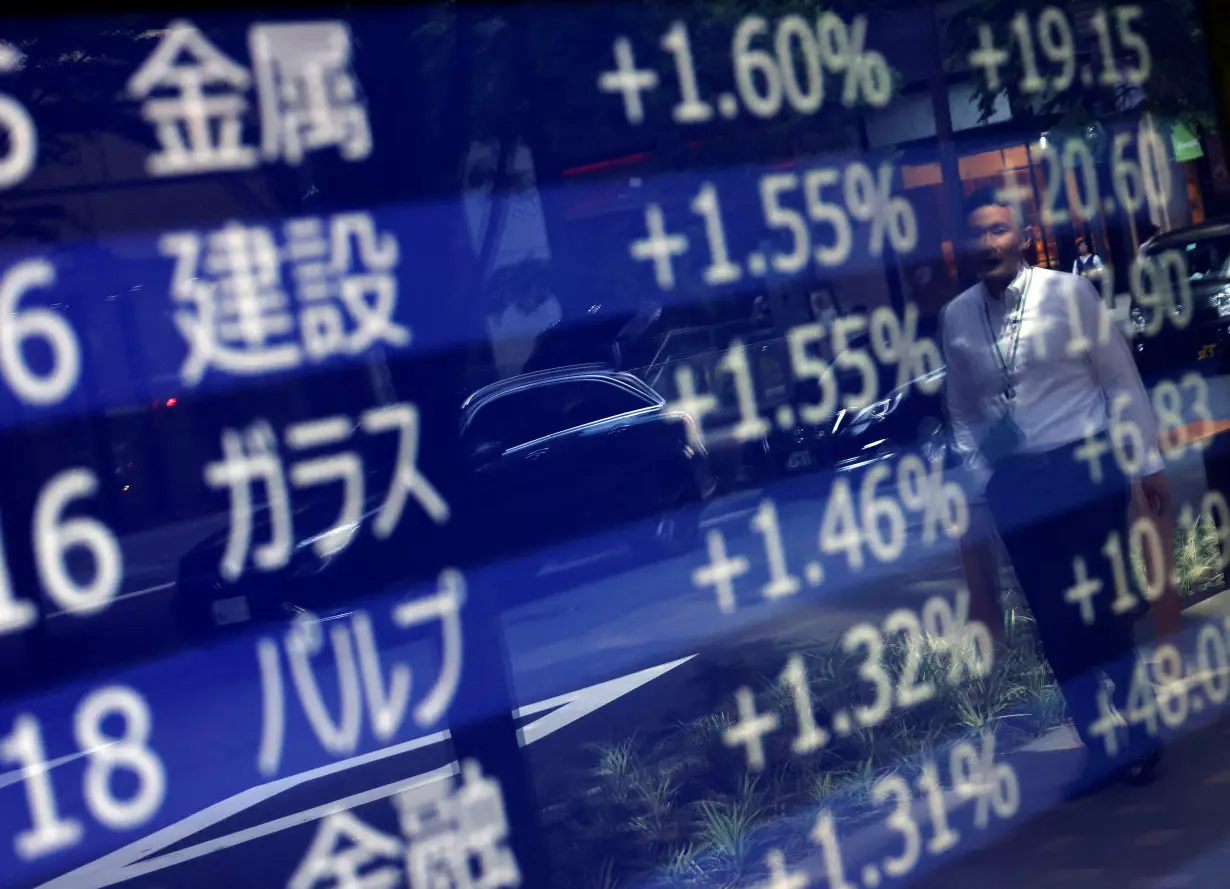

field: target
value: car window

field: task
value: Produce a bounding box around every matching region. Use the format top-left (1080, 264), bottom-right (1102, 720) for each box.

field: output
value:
top-left (465, 378), bottom-right (652, 451)
top-left (1180, 235), bottom-right (1230, 280)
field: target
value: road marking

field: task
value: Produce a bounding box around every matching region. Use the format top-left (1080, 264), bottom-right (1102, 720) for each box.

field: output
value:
top-left (71, 766), bottom-right (458, 886)
top-left (515, 655), bottom-right (694, 746)
top-left (0, 744), bottom-right (115, 790)
top-left (538, 547), bottom-right (628, 576)
top-left (33, 730), bottom-right (451, 889)
top-left (46, 583), bottom-right (176, 619)
top-left (37, 655), bottom-right (695, 889)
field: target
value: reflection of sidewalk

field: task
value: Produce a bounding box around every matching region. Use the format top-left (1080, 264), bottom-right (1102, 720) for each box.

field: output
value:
top-left (41, 511), bottom-right (228, 643)
top-left (620, 591), bottom-right (1230, 889)
top-left (907, 595), bottom-right (1230, 889)
top-left (914, 716), bottom-right (1230, 888)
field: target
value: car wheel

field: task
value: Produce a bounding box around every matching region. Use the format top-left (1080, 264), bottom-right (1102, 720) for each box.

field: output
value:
top-left (170, 588), bottom-right (214, 646)
top-left (653, 501), bottom-right (701, 557)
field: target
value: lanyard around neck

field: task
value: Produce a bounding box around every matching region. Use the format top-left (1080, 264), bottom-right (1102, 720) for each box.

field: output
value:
top-left (982, 268), bottom-right (1032, 398)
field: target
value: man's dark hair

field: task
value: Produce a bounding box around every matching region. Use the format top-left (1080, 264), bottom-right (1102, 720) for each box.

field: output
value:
top-left (962, 186), bottom-right (1014, 222)
top-left (1076, 236), bottom-right (1087, 248)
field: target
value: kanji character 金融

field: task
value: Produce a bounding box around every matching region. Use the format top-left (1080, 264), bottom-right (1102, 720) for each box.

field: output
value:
top-left (288, 810), bottom-right (403, 889)
top-left (284, 214), bottom-right (409, 361)
top-left (128, 20), bottom-right (258, 176)
top-left (204, 419), bottom-right (293, 580)
top-left (249, 21), bottom-right (372, 166)
top-left (162, 223), bottom-right (302, 383)
top-left (393, 759), bottom-right (520, 889)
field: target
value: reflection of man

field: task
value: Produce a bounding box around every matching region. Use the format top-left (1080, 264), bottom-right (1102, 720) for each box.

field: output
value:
top-left (486, 262), bottom-right (561, 378)
top-left (941, 189), bottom-right (1166, 796)
top-left (1072, 237), bottom-right (1105, 279)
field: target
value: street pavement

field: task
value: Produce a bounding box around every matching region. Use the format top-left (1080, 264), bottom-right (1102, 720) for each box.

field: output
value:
top-left (10, 374), bottom-right (1230, 889)
top-left (910, 597), bottom-right (1230, 889)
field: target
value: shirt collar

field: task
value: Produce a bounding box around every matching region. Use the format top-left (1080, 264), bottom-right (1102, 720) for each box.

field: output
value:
top-left (980, 263), bottom-right (1031, 308)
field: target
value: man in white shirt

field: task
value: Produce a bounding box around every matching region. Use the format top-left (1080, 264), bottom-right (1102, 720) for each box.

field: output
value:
top-left (942, 188), bottom-right (1167, 797)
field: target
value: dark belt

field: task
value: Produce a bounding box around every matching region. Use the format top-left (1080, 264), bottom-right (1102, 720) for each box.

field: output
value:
top-left (996, 441), bottom-right (1086, 473)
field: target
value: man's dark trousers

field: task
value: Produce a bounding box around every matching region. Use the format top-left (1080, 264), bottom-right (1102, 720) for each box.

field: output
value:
top-left (985, 440), bottom-right (1159, 779)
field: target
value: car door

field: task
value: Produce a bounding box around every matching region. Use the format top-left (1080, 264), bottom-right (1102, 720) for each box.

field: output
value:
top-left (545, 378), bottom-right (668, 531)
top-left (461, 385), bottom-right (581, 558)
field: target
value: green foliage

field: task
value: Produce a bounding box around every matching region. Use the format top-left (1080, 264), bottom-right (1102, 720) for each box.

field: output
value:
top-left (535, 587), bottom-right (1095, 889)
top-left (1171, 511), bottom-right (1225, 597)
top-left (573, 858), bottom-right (622, 889)
top-left (692, 790), bottom-right (764, 869)
top-left (588, 737), bottom-right (642, 802)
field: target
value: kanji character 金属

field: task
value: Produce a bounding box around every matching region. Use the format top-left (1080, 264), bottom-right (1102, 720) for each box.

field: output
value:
top-left (249, 21), bottom-right (372, 166)
top-left (288, 810), bottom-right (403, 889)
top-left (284, 213), bottom-right (408, 360)
top-left (360, 403), bottom-right (449, 538)
top-left (394, 568), bottom-right (465, 727)
top-left (128, 20), bottom-right (258, 176)
top-left (393, 759), bottom-right (520, 889)
top-left (204, 419), bottom-right (293, 580)
top-left (287, 414), bottom-right (363, 559)
top-left (162, 223), bottom-right (302, 383)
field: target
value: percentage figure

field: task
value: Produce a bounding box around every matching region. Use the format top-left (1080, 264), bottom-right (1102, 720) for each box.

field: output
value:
top-left (817, 13), bottom-right (892, 108)
top-left (949, 733), bottom-right (1020, 828)
top-left (896, 453), bottom-right (969, 543)
top-left (922, 588), bottom-right (995, 683)
top-left (869, 304), bottom-right (942, 392)
top-left (844, 163), bottom-right (917, 256)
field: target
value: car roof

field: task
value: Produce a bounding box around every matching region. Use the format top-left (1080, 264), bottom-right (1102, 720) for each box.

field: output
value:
top-left (459, 364), bottom-right (663, 431)
top-left (1143, 218), bottom-right (1230, 255)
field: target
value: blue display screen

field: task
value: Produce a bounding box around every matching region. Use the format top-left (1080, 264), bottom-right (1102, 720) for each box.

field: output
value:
top-left (1, 3), bottom-right (1229, 889)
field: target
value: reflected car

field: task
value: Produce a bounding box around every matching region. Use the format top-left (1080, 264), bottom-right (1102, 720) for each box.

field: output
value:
top-left (1134, 219), bottom-right (1230, 378)
top-left (173, 483), bottom-right (403, 639)
top-left (628, 317), bottom-right (951, 488)
top-left (174, 365), bottom-right (716, 638)
top-left (752, 352), bottom-right (951, 485)
top-left (457, 364), bottom-right (717, 564)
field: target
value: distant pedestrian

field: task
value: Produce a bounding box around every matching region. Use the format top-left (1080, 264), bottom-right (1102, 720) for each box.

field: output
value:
top-left (1072, 237), bottom-right (1105, 280)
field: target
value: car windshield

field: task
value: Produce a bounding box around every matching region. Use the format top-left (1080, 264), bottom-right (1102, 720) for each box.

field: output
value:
top-left (1174, 233), bottom-right (1230, 281)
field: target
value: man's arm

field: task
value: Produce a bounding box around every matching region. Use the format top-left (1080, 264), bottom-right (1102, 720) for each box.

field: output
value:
top-left (1076, 275), bottom-right (1166, 478)
top-left (939, 303), bottom-right (992, 496)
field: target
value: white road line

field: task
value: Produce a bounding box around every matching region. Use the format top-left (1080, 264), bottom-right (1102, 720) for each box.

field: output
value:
top-left (46, 583), bottom-right (176, 619)
top-left (0, 744), bottom-right (115, 791)
top-left (34, 730), bottom-right (451, 889)
top-left (36, 655), bottom-right (696, 889)
top-left (538, 547), bottom-right (628, 576)
top-left (85, 765), bottom-right (459, 885)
